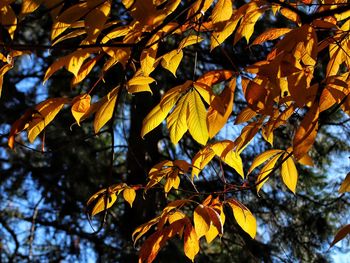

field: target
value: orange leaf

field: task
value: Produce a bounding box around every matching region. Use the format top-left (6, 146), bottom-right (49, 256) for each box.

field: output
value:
top-left (293, 103), bottom-right (319, 160)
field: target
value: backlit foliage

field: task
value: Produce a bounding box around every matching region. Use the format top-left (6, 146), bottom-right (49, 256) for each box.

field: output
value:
top-left (2, 0), bottom-right (350, 261)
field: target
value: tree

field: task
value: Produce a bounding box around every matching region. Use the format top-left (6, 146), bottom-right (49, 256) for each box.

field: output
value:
top-left (1, 0), bottom-right (350, 262)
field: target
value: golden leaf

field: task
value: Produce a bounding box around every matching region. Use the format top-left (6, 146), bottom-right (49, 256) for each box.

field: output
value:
top-left (184, 223), bottom-right (200, 262)
top-left (207, 81), bottom-right (235, 138)
top-left (178, 35), bottom-right (204, 49)
top-left (27, 98), bottom-right (68, 143)
top-left (255, 153), bottom-right (282, 193)
top-left (211, 0), bottom-right (232, 24)
top-left (234, 4), bottom-right (266, 44)
top-left (71, 94), bottom-right (91, 126)
top-left (187, 91), bottom-right (209, 145)
top-left (193, 204), bottom-right (211, 238)
top-left (94, 87), bottom-right (119, 133)
top-left (248, 149), bottom-right (284, 175)
top-left (204, 206), bottom-right (224, 243)
top-left (281, 154), bottom-right (298, 193)
top-left (293, 103), bottom-right (319, 160)
top-left (167, 93), bottom-right (190, 144)
top-left (123, 188), bottom-right (136, 207)
top-left (228, 199), bottom-right (257, 238)
top-left (161, 49), bottom-right (183, 77)
top-left (85, 0), bottom-right (111, 43)
top-left (141, 82), bottom-right (191, 138)
top-left (91, 193), bottom-right (117, 216)
top-left (211, 12), bottom-right (241, 50)
top-left (252, 28), bottom-right (292, 45)
top-left (71, 57), bottom-right (99, 86)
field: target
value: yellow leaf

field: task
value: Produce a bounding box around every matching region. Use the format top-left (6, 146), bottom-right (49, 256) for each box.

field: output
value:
top-left (192, 140), bottom-right (244, 179)
top-left (178, 35), bottom-right (204, 49)
top-left (168, 211), bottom-right (186, 224)
top-left (211, 141), bottom-right (244, 178)
top-left (91, 193), bottom-right (117, 216)
top-left (123, 188), bottom-right (136, 207)
top-left (211, 13), bottom-right (240, 50)
top-left (187, 91), bottom-right (209, 145)
top-left (71, 94), bottom-right (91, 126)
top-left (192, 146), bottom-right (216, 178)
top-left (281, 154), bottom-right (298, 194)
top-left (127, 76), bottom-right (155, 94)
top-left (234, 118), bottom-right (264, 153)
top-left (43, 57), bottom-right (69, 84)
top-left (228, 200), bottom-right (256, 238)
top-left (339, 172), bottom-right (350, 193)
top-left (184, 224), bottom-right (200, 262)
top-left (255, 153), bottom-right (282, 193)
top-left (252, 28), bottom-right (292, 45)
top-left (204, 206), bottom-right (224, 243)
top-left (132, 216), bottom-right (160, 244)
top-left (27, 98), bottom-right (68, 143)
top-left (67, 50), bottom-right (91, 77)
top-left (52, 29), bottom-right (86, 46)
top-left (85, 1), bottom-right (111, 42)
top-left (161, 49), bottom-right (183, 76)
top-left (94, 87), bottom-right (119, 133)
top-left (128, 76), bottom-right (156, 86)
top-left (71, 57), bottom-right (98, 86)
top-left (234, 5), bottom-right (265, 44)
top-left (280, 8), bottom-right (300, 24)
top-left (248, 149), bottom-right (283, 174)
top-left (167, 93), bottom-right (190, 144)
top-left (193, 204), bottom-right (211, 238)
top-left (141, 105), bottom-right (172, 138)
top-left (212, 0), bottom-right (232, 24)
top-left (141, 82), bottom-right (190, 138)
top-left (101, 26), bottom-right (130, 43)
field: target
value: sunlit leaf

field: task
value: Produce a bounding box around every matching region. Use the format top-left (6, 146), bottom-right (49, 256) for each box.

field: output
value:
top-left (184, 223), bottom-right (200, 262)
top-left (123, 188), bottom-right (136, 207)
top-left (27, 98), bottom-right (68, 143)
top-left (187, 91), bottom-right (209, 145)
top-left (94, 87), bottom-right (119, 133)
top-left (293, 103), bottom-right (319, 160)
top-left (281, 154), bottom-right (298, 194)
top-left (71, 94), bottom-right (91, 126)
top-left (193, 204), bottom-right (211, 238)
top-left (255, 153), bottom-right (282, 193)
top-left (248, 149), bottom-right (284, 174)
top-left (227, 199), bottom-right (256, 238)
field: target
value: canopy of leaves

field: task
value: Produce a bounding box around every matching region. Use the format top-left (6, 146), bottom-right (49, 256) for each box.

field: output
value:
top-left (0, 0), bottom-right (350, 262)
